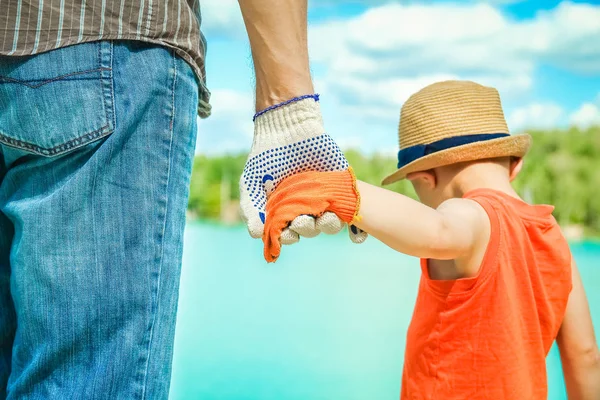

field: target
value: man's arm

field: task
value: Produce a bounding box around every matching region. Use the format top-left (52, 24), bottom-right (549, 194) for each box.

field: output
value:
top-left (354, 181), bottom-right (489, 261)
top-left (238, 0), bottom-right (313, 110)
top-left (236, 0), bottom-right (368, 245)
top-left (557, 257), bottom-right (600, 400)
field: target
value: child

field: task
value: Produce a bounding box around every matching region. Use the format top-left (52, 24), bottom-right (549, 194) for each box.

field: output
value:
top-left (262, 81), bottom-right (600, 399)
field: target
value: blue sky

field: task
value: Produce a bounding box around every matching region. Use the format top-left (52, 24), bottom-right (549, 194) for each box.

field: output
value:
top-left (196, 0), bottom-right (600, 155)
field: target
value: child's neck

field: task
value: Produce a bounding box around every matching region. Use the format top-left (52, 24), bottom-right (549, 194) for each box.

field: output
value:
top-left (448, 164), bottom-right (521, 201)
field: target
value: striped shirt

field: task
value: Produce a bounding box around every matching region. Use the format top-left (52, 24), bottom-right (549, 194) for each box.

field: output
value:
top-left (0, 0), bottom-right (211, 117)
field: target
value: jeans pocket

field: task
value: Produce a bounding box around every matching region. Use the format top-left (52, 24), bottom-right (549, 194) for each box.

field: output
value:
top-left (0, 41), bottom-right (115, 157)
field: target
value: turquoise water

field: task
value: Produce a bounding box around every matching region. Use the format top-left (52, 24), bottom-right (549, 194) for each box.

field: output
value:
top-left (170, 223), bottom-right (600, 400)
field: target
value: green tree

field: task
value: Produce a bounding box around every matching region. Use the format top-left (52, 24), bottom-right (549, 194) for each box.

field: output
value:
top-left (188, 126), bottom-right (600, 235)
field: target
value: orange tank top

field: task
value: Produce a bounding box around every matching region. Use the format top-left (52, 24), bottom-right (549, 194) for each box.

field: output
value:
top-left (401, 189), bottom-right (572, 400)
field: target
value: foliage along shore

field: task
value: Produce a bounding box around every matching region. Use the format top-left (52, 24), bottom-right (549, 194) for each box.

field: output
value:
top-left (188, 126), bottom-right (600, 239)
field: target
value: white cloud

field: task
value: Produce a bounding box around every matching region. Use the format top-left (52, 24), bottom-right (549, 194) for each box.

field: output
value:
top-left (507, 95), bottom-right (600, 134)
top-left (508, 103), bottom-right (564, 131)
top-left (198, 0), bottom-right (532, 40)
top-left (309, 4), bottom-right (533, 77)
top-left (326, 73), bottom-right (459, 120)
top-left (308, 2), bottom-right (600, 120)
top-left (196, 89), bottom-right (255, 155)
top-left (570, 96), bottom-right (600, 129)
top-left (526, 3), bottom-right (600, 73)
top-left (199, 0), bottom-right (246, 38)
top-left (313, 0), bottom-right (526, 7)
top-left (335, 135), bottom-right (364, 150)
top-left (197, 1), bottom-right (600, 154)
top-left (481, 0), bottom-right (527, 4)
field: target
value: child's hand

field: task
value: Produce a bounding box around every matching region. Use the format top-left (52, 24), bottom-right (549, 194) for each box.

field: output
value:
top-left (262, 169), bottom-right (362, 263)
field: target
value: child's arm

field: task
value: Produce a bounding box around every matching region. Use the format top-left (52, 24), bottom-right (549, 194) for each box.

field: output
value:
top-left (557, 257), bottom-right (600, 400)
top-left (354, 181), bottom-right (490, 261)
top-left (262, 171), bottom-right (490, 263)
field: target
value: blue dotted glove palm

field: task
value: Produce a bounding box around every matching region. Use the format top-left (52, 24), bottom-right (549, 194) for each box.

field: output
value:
top-left (240, 97), bottom-right (367, 245)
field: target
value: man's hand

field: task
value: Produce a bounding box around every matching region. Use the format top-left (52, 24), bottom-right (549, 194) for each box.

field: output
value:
top-left (237, 0), bottom-right (367, 245)
top-left (239, 98), bottom-right (367, 244)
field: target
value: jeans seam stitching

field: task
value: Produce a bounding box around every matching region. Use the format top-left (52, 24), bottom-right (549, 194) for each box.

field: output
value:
top-left (100, 41), bottom-right (115, 134)
top-left (0, 68), bottom-right (111, 88)
top-left (139, 48), bottom-right (178, 400)
top-left (0, 125), bottom-right (112, 156)
top-left (109, 42), bottom-right (116, 130)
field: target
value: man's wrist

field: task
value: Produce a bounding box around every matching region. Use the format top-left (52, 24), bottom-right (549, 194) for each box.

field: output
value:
top-left (255, 80), bottom-right (315, 111)
top-left (251, 96), bottom-right (325, 153)
top-left (253, 94), bottom-right (320, 121)
top-left (254, 65), bottom-right (314, 111)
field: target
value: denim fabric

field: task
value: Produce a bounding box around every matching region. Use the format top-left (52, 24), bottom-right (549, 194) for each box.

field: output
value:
top-left (0, 40), bottom-right (199, 399)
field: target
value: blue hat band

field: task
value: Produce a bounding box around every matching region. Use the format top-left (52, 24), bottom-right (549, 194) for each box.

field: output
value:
top-left (397, 133), bottom-right (510, 169)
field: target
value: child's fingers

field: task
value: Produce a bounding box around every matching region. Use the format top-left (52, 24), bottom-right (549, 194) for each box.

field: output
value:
top-left (316, 212), bottom-right (344, 235)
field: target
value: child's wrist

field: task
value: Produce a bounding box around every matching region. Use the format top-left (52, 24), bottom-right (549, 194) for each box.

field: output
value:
top-left (329, 168), bottom-right (362, 224)
top-left (349, 168), bottom-right (362, 225)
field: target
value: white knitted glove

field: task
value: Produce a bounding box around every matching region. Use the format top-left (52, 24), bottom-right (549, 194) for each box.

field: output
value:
top-left (240, 97), bottom-right (368, 245)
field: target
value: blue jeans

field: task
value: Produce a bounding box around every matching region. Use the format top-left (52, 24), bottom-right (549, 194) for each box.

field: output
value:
top-left (0, 41), bottom-right (198, 399)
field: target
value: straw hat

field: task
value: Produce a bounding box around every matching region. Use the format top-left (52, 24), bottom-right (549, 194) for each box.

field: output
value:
top-left (381, 80), bottom-right (532, 185)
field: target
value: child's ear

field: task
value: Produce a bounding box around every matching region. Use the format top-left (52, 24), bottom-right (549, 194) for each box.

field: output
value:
top-left (509, 157), bottom-right (524, 182)
top-left (407, 170), bottom-right (437, 189)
